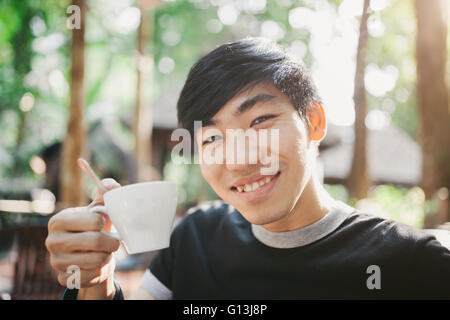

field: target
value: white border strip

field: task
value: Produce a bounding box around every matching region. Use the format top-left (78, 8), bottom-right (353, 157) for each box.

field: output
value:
top-left (141, 269), bottom-right (173, 300)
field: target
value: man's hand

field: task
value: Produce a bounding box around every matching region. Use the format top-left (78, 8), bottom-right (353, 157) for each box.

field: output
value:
top-left (45, 178), bottom-right (121, 299)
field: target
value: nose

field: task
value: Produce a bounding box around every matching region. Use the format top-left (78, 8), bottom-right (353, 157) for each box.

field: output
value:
top-left (223, 129), bottom-right (280, 175)
top-left (223, 133), bottom-right (261, 172)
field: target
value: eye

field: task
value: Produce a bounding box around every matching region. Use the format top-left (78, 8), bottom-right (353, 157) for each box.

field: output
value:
top-left (202, 135), bottom-right (222, 145)
top-left (250, 114), bottom-right (277, 127)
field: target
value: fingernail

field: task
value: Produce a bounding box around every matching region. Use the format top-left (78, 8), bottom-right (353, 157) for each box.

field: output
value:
top-left (102, 178), bottom-right (119, 187)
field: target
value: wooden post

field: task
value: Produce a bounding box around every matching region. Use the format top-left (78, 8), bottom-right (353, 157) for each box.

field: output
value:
top-left (59, 0), bottom-right (86, 207)
top-left (415, 0), bottom-right (450, 215)
top-left (133, 4), bottom-right (155, 182)
top-left (347, 0), bottom-right (372, 200)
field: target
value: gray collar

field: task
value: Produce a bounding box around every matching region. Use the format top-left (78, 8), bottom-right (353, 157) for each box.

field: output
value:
top-left (251, 201), bottom-right (354, 249)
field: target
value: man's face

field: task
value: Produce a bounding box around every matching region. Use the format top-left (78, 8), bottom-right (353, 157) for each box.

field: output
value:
top-left (195, 83), bottom-right (321, 227)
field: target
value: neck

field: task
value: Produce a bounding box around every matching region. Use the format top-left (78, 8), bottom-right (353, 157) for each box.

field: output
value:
top-left (261, 174), bottom-right (335, 232)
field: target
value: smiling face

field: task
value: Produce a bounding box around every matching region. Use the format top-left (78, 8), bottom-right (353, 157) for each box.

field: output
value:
top-left (195, 83), bottom-right (327, 229)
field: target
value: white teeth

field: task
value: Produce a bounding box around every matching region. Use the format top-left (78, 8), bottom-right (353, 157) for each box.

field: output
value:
top-left (234, 174), bottom-right (277, 193)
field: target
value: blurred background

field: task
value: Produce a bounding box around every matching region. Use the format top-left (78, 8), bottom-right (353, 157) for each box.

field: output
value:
top-left (0, 0), bottom-right (449, 299)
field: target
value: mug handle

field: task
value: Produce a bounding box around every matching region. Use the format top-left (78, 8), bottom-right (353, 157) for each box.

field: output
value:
top-left (89, 205), bottom-right (122, 241)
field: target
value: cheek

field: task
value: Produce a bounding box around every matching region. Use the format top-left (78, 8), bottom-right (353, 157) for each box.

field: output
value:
top-left (277, 122), bottom-right (309, 165)
top-left (276, 125), bottom-right (313, 197)
top-left (294, 136), bottom-right (310, 165)
top-left (200, 164), bottom-right (223, 191)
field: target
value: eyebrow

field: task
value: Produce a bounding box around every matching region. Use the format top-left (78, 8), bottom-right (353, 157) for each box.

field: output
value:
top-left (202, 118), bottom-right (217, 128)
top-left (201, 93), bottom-right (277, 128)
top-left (233, 93), bottom-right (276, 116)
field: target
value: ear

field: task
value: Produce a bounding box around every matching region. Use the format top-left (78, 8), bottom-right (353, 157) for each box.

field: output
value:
top-left (306, 102), bottom-right (327, 141)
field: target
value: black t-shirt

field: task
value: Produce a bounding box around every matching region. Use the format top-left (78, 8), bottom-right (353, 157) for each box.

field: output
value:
top-left (146, 200), bottom-right (450, 299)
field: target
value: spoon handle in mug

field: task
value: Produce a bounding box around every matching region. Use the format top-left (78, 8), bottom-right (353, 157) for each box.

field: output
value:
top-left (78, 158), bottom-right (108, 193)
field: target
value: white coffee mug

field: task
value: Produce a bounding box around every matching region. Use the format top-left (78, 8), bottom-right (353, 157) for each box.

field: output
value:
top-left (89, 181), bottom-right (177, 254)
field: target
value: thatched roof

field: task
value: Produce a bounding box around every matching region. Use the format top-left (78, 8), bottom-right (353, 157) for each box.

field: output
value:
top-left (319, 124), bottom-right (421, 186)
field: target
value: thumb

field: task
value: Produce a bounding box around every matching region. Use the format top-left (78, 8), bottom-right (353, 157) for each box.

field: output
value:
top-left (88, 178), bottom-right (121, 208)
top-left (88, 178), bottom-right (121, 232)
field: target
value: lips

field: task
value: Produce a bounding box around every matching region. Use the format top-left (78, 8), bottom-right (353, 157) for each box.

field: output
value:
top-left (231, 172), bottom-right (279, 193)
top-left (230, 171), bottom-right (281, 203)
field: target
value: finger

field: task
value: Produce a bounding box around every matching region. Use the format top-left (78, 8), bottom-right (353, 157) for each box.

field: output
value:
top-left (89, 178), bottom-right (121, 208)
top-left (101, 178), bottom-right (121, 193)
top-left (46, 231), bottom-right (120, 254)
top-left (51, 251), bottom-right (113, 272)
top-left (98, 211), bottom-right (112, 232)
top-left (57, 261), bottom-right (115, 288)
top-left (48, 207), bottom-right (106, 232)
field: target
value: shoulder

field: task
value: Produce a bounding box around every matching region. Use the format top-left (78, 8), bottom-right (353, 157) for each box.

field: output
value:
top-left (341, 211), bottom-right (450, 297)
top-left (340, 209), bottom-right (449, 255)
top-left (343, 210), bottom-right (428, 241)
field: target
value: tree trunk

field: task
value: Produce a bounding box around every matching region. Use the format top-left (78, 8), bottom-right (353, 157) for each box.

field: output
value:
top-left (347, 0), bottom-right (371, 200)
top-left (415, 0), bottom-right (450, 220)
top-left (59, 0), bottom-right (86, 207)
top-left (133, 5), bottom-right (154, 182)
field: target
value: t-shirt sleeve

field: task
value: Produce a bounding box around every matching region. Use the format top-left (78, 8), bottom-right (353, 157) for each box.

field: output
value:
top-left (140, 217), bottom-right (184, 300)
top-left (140, 243), bottom-right (175, 299)
top-left (140, 204), bottom-right (206, 299)
top-left (410, 234), bottom-right (450, 298)
top-left (138, 200), bottom-right (239, 299)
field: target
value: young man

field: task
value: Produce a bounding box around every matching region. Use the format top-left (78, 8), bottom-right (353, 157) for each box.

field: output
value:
top-left (47, 38), bottom-right (450, 300)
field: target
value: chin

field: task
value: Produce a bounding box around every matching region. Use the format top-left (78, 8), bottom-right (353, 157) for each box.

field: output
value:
top-left (238, 207), bottom-right (287, 226)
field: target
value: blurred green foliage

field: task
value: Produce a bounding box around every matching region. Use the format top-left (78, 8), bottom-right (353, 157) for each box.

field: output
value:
top-left (0, 0), bottom-right (70, 178)
top-left (0, 0), bottom-right (447, 216)
top-left (368, 185), bottom-right (427, 228)
top-left (163, 154), bottom-right (219, 211)
top-left (365, 0), bottom-right (419, 139)
top-left (0, 0), bottom-right (428, 179)
top-left (326, 183), bottom-right (439, 229)
top-left (325, 183), bottom-right (349, 203)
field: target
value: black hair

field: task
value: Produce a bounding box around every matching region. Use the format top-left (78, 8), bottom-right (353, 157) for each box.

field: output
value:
top-left (177, 37), bottom-right (321, 136)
